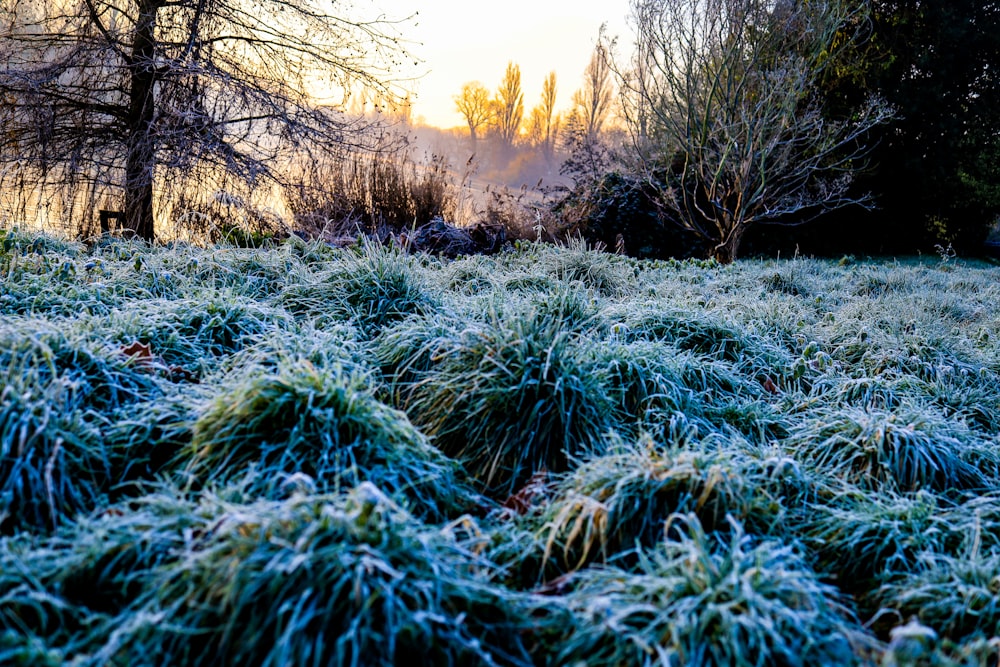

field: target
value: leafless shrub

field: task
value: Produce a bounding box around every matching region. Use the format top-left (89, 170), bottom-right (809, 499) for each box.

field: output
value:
top-left (285, 149), bottom-right (457, 243)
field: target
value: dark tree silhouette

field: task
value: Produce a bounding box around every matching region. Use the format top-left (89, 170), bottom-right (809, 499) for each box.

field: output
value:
top-left (858, 1), bottom-right (1000, 252)
top-left (0, 0), bottom-right (410, 239)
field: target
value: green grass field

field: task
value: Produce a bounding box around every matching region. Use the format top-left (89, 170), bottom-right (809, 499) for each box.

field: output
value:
top-left (1, 227), bottom-right (999, 665)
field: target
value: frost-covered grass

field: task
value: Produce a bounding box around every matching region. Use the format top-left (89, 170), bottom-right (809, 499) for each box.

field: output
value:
top-left (1, 227), bottom-right (999, 665)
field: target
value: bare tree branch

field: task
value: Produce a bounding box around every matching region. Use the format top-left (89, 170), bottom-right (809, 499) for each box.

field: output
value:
top-left (0, 0), bottom-right (411, 239)
top-left (614, 0), bottom-right (892, 262)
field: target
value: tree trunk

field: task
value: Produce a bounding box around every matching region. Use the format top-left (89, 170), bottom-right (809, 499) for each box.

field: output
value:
top-left (712, 224), bottom-right (745, 264)
top-left (468, 125), bottom-right (478, 153)
top-left (125, 0), bottom-right (159, 241)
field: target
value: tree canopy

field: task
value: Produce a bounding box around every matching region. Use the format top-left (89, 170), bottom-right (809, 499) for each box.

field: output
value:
top-left (861, 0), bottom-right (1000, 251)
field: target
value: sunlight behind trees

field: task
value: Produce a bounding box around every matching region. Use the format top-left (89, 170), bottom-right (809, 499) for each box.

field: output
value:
top-left (571, 45), bottom-right (615, 143)
top-left (453, 82), bottom-right (493, 150)
top-left (0, 0), bottom-right (413, 239)
top-left (3, 0), bottom-right (995, 259)
top-left (369, 0), bottom-right (630, 129)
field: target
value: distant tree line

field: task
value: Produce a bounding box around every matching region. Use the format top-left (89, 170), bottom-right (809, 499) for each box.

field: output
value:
top-left (451, 47), bottom-right (618, 188)
top-left (2, 0), bottom-right (997, 260)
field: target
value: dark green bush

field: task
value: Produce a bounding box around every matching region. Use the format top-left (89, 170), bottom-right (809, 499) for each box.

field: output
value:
top-left (551, 171), bottom-right (707, 259)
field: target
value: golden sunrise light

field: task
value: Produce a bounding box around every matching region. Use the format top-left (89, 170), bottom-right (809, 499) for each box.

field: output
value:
top-left (370, 0), bottom-right (632, 128)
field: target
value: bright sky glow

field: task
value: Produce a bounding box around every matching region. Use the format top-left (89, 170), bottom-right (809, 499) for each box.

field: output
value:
top-left (369, 0), bottom-right (632, 128)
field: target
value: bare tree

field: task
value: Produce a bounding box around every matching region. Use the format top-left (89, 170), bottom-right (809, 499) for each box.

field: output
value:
top-left (453, 81), bottom-right (493, 151)
top-left (618, 0), bottom-right (891, 262)
top-left (572, 45), bottom-right (614, 142)
top-left (493, 61), bottom-right (524, 150)
top-left (0, 0), bottom-right (410, 240)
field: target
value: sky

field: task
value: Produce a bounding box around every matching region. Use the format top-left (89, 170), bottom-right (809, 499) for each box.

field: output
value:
top-left (367, 0), bottom-right (632, 129)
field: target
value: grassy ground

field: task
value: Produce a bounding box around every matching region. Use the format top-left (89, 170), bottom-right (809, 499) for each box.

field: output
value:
top-left (1, 227), bottom-right (999, 665)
